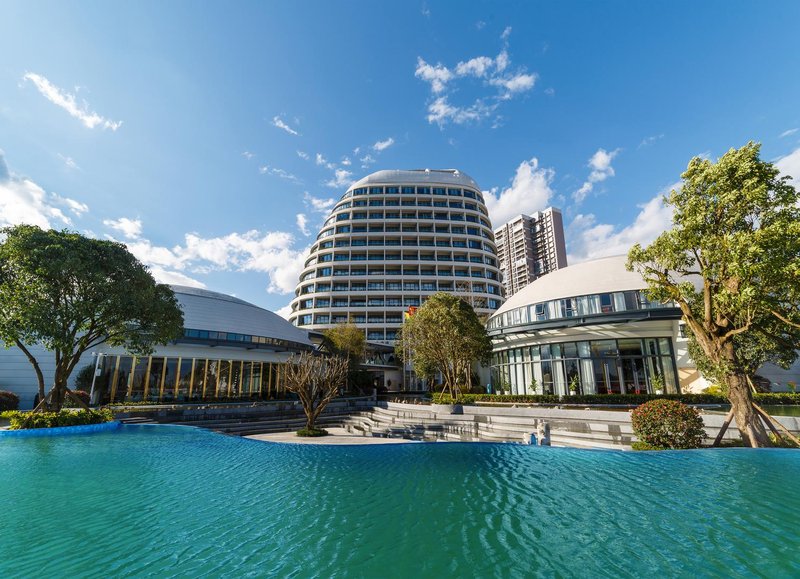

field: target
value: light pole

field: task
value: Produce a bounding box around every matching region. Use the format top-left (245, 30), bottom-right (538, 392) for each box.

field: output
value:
top-left (89, 353), bottom-right (104, 406)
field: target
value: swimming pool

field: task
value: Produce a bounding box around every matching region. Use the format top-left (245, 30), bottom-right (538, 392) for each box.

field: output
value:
top-left (1, 425), bottom-right (798, 577)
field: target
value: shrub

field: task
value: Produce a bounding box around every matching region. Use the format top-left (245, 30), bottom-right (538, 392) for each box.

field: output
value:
top-left (296, 428), bottom-right (328, 437)
top-left (631, 399), bottom-right (706, 449)
top-left (430, 392), bottom-right (731, 406)
top-left (0, 390), bottom-right (20, 411)
top-left (1, 408), bottom-right (113, 430)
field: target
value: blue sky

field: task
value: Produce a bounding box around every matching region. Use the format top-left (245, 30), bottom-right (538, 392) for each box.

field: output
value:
top-left (1, 0), bottom-right (799, 317)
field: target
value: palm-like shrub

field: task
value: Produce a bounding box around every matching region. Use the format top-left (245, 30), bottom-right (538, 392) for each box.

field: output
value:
top-left (631, 399), bottom-right (706, 449)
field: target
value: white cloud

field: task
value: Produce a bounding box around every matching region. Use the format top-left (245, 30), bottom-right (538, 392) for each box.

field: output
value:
top-left (360, 154), bottom-right (376, 168)
top-left (0, 152), bottom-right (86, 229)
top-left (271, 115), bottom-right (299, 136)
top-left (573, 148), bottom-right (620, 203)
top-left (242, 151), bottom-right (255, 160)
top-left (455, 56), bottom-right (494, 78)
top-left (489, 72), bottom-right (537, 97)
top-left (415, 58), bottom-right (454, 94)
top-left (484, 157), bottom-right (555, 227)
top-left (779, 128), bottom-right (798, 139)
top-left (501, 26), bottom-right (512, 41)
top-left (103, 217), bottom-right (142, 239)
top-left (325, 168), bottom-right (354, 189)
top-left (372, 137), bottom-right (395, 152)
top-left (341, 157), bottom-right (352, 166)
top-left (315, 153), bottom-right (335, 170)
top-left (57, 153), bottom-right (80, 170)
top-left (148, 266), bottom-right (206, 288)
top-left (475, 20), bottom-right (486, 30)
top-left (567, 186), bottom-right (676, 264)
top-left (638, 134), bottom-right (665, 149)
top-left (297, 150), bottom-right (309, 160)
top-left (416, 35), bottom-right (537, 127)
top-left (23, 72), bottom-right (122, 130)
top-left (126, 230), bottom-right (311, 294)
top-left (426, 96), bottom-right (495, 126)
top-left (776, 147), bottom-right (800, 188)
top-left (275, 303), bottom-right (294, 320)
top-left (258, 165), bottom-right (300, 183)
top-left (303, 192), bottom-right (336, 213)
top-left (296, 213), bottom-right (310, 236)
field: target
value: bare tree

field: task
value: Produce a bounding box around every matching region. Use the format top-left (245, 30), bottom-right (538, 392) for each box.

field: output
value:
top-left (284, 352), bottom-right (349, 434)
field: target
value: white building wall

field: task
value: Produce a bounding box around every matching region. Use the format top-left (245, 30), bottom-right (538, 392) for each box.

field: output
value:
top-left (0, 344), bottom-right (94, 409)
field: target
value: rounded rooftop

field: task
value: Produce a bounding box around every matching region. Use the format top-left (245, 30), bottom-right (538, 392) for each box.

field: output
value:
top-left (491, 255), bottom-right (646, 318)
top-left (348, 169), bottom-right (480, 192)
top-left (170, 285), bottom-right (312, 346)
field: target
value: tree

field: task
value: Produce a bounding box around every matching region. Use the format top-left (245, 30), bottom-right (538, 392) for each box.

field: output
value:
top-left (322, 323), bottom-right (369, 393)
top-left (395, 292), bottom-right (492, 400)
top-left (0, 225), bottom-right (185, 411)
top-left (283, 352), bottom-right (348, 434)
top-left (323, 323), bottom-right (366, 362)
top-left (627, 142), bottom-right (800, 447)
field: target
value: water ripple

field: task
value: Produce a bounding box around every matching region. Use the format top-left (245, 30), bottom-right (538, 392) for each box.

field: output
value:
top-left (1, 427), bottom-right (799, 578)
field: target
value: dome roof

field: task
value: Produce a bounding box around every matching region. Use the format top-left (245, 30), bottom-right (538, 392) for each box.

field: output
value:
top-left (491, 255), bottom-right (645, 318)
top-left (348, 169), bottom-right (480, 191)
top-left (170, 285), bottom-right (312, 346)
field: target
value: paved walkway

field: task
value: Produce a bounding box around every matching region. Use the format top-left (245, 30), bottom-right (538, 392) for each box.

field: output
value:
top-left (245, 426), bottom-right (421, 445)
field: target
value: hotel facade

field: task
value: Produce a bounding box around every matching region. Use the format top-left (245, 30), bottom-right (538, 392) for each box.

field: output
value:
top-left (289, 169), bottom-right (504, 343)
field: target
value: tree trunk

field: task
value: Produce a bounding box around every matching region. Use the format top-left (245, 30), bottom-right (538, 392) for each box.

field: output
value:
top-left (726, 372), bottom-right (771, 447)
top-left (49, 369), bottom-right (69, 412)
top-left (15, 340), bottom-right (46, 404)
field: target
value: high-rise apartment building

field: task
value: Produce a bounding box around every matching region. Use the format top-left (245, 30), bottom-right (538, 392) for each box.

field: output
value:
top-left (289, 169), bottom-right (504, 344)
top-left (494, 208), bottom-right (567, 298)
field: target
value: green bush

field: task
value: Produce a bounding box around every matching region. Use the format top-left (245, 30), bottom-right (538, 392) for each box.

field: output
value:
top-left (753, 392), bottom-right (800, 405)
top-left (0, 390), bottom-right (20, 411)
top-left (430, 392), bottom-right (732, 406)
top-left (631, 399), bottom-right (706, 449)
top-left (1, 409), bottom-right (113, 430)
top-left (296, 428), bottom-right (328, 437)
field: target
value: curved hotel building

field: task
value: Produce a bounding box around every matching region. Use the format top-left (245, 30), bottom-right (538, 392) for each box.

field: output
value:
top-left (487, 255), bottom-right (693, 396)
top-left (289, 169), bottom-right (504, 344)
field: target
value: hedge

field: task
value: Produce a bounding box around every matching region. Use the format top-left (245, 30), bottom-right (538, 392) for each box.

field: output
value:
top-left (0, 390), bottom-right (20, 411)
top-left (1, 409), bottom-right (113, 430)
top-left (429, 392), bottom-right (800, 406)
top-left (631, 399), bottom-right (706, 449)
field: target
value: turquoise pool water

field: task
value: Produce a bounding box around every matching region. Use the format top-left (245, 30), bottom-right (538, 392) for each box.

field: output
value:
top-left (1, 425), bottom-right (798, 578)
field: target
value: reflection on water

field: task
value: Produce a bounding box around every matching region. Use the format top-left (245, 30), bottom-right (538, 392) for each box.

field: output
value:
top-left (1, 425), bottom-right (798, 577)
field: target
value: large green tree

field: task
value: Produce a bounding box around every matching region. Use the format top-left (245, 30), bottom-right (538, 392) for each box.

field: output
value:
top-left (627, 143), bottom-right (800, 447)
top-left (0, 225), bottom-right (184, 410)
top-left (322, 322), bottom-right (370, 394)
top-left (395, 292), bottom-right (492, 400)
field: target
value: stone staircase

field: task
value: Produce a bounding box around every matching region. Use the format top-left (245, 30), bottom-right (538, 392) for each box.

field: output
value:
top-left (341, 403), bottom-right (636, 448)
top-left (115, 399), bottom-right (638, 448)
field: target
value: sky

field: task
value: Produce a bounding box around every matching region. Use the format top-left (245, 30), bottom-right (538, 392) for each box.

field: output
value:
top-left (1, 0), bottom-right (799, 318)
